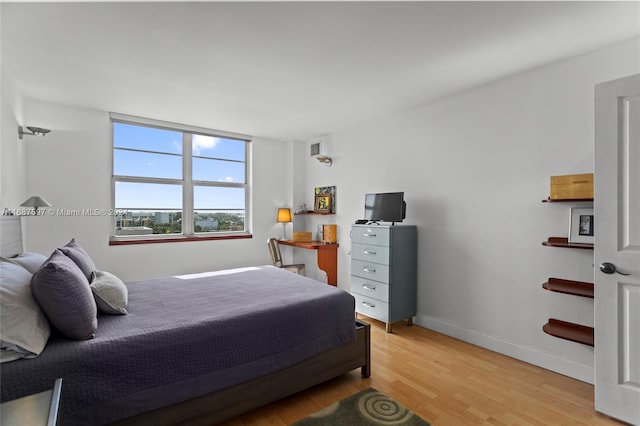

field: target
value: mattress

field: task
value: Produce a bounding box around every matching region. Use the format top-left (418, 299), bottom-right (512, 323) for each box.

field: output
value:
top-left (0, 266), bottom-right (356, 425)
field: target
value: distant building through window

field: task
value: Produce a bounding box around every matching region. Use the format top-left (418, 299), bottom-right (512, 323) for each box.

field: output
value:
top-left (111, 113), bottom-right (251, 242)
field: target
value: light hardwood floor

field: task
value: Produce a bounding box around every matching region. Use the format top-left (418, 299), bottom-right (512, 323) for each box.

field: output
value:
top-left (222, 316), bottom-right (623, 426)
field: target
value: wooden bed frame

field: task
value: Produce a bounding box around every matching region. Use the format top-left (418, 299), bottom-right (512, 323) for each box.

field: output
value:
top-left (0, 216), bottom-right (371, 426)
top-left (112, 320), bottom-right (370, 426)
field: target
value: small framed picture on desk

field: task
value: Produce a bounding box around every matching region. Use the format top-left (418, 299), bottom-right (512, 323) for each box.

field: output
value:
top-left (314, 194), bottom-right (332, 213)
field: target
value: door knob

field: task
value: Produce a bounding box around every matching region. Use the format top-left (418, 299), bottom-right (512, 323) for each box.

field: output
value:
top-left (599, 262), bottom-right (630, 275)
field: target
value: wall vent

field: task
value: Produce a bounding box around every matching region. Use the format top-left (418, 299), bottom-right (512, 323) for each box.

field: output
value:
top-left (310, 140), bottom-right (322, 157)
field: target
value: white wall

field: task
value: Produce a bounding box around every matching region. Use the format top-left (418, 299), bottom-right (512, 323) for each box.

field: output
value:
top-left (299, 37), bottom-right (640, 383)
top-left (0, 74), bottom-right (26, 210)
top-left (14, 99), bottom-right (291, 281)
top-left (3, 34), bottom-right (637, 384)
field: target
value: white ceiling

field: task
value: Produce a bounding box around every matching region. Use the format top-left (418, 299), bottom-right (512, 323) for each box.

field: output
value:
top-left (2, 1), bottom-right (639, 141)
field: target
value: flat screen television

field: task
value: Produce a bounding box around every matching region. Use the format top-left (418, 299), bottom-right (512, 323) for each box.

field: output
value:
top-left (364, 192), bottom-right (406, 223)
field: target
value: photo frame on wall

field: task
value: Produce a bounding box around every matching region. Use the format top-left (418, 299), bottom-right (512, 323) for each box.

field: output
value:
top-left (314, 194), bottom-right (332, 213)
top-left (569, 207), bottom-right (594, 245)
top-left (314, 186), bottom-right (336, 213)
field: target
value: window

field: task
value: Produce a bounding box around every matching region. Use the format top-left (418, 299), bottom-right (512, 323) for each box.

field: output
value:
top-left (111, 113), bottom-right (251, 243)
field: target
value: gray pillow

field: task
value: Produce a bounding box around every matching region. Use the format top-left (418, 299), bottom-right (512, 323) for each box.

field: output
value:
top-left (90, 270), bottom-right (128, 315)
top-left (5, 252), bottom-right (47, 274)
top-left (0, 262), bottom-right (51, 362)
top-left (31, 249), bottom-right (97, 340)
top-left (59, 239), bottom-right (96, 282)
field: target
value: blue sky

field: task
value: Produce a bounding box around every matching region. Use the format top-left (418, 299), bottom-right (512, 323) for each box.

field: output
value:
top-left (114, 123), bottom-right (245, 210)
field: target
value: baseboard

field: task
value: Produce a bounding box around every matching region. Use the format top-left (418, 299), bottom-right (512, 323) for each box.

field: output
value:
top-left (415, 315), bottom-right (594, 384)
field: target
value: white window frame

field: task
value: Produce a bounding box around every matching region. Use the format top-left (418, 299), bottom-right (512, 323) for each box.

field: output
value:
top-left (110, 112), bottom-right (252, 243)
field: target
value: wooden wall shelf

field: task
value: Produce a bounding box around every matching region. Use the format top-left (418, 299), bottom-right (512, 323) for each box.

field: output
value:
top-left (542, 237), bottom-right (593, 250)
top-left (542, 198), bottom-right (593, 203)
top-left (543, 319), bottom-right (594, 346)
top-left (540, 187), bottom-right (595, 349)
top-left (294, 212), bottom-right (335, 216)
top-left (542, 278), bottom-right (594, 298)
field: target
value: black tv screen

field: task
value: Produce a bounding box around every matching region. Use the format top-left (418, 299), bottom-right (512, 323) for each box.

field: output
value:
top-left (364, 192), bottom-right (406, 223)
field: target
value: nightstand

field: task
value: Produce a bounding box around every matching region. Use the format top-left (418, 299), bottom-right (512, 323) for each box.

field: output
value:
top-left (1, 378), bottom-right (62, 426)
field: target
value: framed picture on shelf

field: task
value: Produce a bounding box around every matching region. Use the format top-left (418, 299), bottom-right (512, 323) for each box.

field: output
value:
top-left (314, 194), bottom-right (332, 213)
top-left (569, 207), bottom-right (594, 245)
top-left (314, 186), bottom-right (336, 213)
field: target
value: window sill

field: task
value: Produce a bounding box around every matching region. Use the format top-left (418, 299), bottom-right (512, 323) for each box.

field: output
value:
top-left (109, 234), bottom-right (252, 246)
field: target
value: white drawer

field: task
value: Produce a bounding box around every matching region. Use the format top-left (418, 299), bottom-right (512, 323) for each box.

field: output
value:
top-left (352, 226), bottom-right (390, 246)
top-left (351, 259), bottom-right (390, 284)
top-left (351, 243), bottom-right (390, 264)
top-left (350, 276), bottom-right (389, 302)
top-left (353, 293), bottom-right (389, 322)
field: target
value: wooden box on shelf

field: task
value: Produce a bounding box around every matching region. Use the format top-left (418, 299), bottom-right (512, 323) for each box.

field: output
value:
top-left (293, 232), bottom-right (312, 243)
top-left (549, 173), bottom-right (593, 200)
top-left (322, 224), bottom-right (337, 243)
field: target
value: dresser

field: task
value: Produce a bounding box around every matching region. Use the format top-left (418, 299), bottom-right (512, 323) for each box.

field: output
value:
top-left (350, 224), bottom-right (417, 333)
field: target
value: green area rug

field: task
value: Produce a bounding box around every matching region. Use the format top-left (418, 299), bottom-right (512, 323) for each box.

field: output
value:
top-left (292, 388), bottom-right (430, 425)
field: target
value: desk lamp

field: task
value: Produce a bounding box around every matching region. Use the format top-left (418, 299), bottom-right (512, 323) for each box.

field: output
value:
top-left (21, 196), bottom-right (51, 214)
top-left (277, 208), bottom-right (292, 240)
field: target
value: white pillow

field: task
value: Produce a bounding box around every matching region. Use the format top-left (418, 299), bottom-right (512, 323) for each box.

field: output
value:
top-left (9, 252), bottom-right (47, 274)
top-left (0, 262), bottom-right (50, 362)
top-left (90, 270), bottom-right (128, 315)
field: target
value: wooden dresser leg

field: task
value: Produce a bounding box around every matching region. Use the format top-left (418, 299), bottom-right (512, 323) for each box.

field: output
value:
top-left (385, 322), bottom-right (392, 333)
top-left (406, 318), bottom-right (413, 326)
top-left (358, 319), bottom-right (371, 378)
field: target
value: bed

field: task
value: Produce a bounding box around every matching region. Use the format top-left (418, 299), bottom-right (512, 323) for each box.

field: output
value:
top-left (0, 216), bottom-right (370, 425)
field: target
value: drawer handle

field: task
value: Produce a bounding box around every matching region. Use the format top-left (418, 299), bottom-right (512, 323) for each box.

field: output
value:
top-left (363, 250), bottom-right (376, 255)
top-left (362, 233), bottom-right (377, 237)
top-left (363, 267), bottom-right (376, 273)
top-left (362, 284), bottom-right (376, 291)
top-left (362, 301), bottom-right (376, 308)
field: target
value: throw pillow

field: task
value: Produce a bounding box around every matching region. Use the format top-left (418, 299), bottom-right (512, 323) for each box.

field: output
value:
top-left (90, 270), bottom-right (128, 315)
top-left (59, 238), bottom-right (96, 281)
top-left (31, 249), bottom-right (97, 340)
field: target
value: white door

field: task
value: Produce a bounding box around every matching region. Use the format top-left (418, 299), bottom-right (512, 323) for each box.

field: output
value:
top-left (594, 73), bottom-right (640, 425)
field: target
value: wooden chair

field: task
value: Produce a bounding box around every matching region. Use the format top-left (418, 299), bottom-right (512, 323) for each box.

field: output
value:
top-left (267, 238), bottom-right (306, 276)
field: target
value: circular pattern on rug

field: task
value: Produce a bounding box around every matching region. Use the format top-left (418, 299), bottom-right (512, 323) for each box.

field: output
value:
top-left (357, 391), bottom-right (414, 424)
top-left (308, 401), bottom-right (340, 418)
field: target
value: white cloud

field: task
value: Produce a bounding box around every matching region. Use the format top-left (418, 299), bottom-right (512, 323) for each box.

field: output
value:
top-left (193, 135), bottom-right (219, 156)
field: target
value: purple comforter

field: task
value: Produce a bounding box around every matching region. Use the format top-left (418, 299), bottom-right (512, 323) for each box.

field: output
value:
top-left (0, 266), bottom-right (355, 425)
